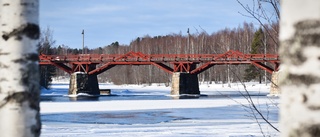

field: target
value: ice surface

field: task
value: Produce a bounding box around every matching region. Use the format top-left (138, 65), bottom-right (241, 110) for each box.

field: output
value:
top-left (40, 82), bottom-right (279, 137)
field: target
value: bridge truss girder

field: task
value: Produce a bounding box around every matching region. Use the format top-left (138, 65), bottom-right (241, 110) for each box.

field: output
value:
top-left (39, 50), bottom-right (280, 75)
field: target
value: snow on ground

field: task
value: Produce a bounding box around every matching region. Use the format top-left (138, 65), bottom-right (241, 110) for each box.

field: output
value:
top-left (41, 80), bottom-right (279, 137)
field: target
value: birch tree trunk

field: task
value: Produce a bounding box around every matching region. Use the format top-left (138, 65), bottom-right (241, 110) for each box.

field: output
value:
top-left (0, 0), bottom-right (41, 137)
top-left (280, 0), bottom-right (320, 136)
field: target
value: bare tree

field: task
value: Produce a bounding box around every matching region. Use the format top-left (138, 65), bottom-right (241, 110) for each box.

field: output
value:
top-left (39, 27), bottom-right (56, 89)
top-left (279, 1), bottom-right (320, 136)
top-left (237, 0), bottom-right (280, 50)
top-left (0, 0), bottom-right (41, 137)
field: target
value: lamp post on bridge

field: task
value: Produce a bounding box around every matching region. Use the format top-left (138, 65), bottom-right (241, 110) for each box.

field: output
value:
top-left (82, 29), bottom-right (84, 54)
top-left (187, 28), bottom-right (190, 54)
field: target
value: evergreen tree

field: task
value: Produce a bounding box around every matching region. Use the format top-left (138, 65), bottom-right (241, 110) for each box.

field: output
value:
top-left (244, 28), bottom-right (264, 82)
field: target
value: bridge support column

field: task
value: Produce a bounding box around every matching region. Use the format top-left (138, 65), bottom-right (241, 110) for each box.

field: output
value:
top-left (68, 72), bottom-right (100, 96)
top-left (269, 71), bottom-right (280, 95)
top-left (171, 72), bottom-right (200, 95)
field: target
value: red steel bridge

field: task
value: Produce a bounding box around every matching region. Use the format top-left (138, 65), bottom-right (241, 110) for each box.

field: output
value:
top-left (39, 50), bottom-right (280, 75)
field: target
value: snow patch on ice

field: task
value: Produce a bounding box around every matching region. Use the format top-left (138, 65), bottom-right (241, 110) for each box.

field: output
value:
top-left (67, 93), bottom-right (99, 98)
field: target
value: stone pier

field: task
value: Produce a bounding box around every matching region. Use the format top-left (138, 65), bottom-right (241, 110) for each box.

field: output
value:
top-left (269, 71), bottom-right (280, 95)
top-left (171, 72), bottom-right (200, 95)
top-left (68, 72), bottom-right (100, 96)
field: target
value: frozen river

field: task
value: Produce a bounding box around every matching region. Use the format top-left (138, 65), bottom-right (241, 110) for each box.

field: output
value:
top-left (40, 82), bottom-right (279, 137)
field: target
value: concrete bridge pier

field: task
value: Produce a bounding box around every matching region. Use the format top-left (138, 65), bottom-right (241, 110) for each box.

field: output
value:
top-left (68, 72), bottom-right (100, 96)
top-left (269, 71), bottom-right (280, 95)
top-left (171, 72), bottom-right (200, 95)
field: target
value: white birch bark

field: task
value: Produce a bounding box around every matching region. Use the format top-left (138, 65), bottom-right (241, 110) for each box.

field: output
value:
top-left (0, 0), bottom-right (41, 137)
top-left (280, 0), bottom-right (320, 136)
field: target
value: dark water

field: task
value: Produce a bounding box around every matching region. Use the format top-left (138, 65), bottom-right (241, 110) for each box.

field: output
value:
top-left (41, 84), bottom-right (273, 102)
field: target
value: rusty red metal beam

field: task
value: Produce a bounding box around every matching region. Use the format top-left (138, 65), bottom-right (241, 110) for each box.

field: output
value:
top-left (190, 62), bottom-right (215, 75)
top-left (150, 62), bottom-right (174, 74)
top-left (251, 62), bottom-right (275, 74)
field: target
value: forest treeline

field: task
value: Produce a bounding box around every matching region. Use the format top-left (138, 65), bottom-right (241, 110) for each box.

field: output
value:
top-left (39, 22), bottom-right (279, 88)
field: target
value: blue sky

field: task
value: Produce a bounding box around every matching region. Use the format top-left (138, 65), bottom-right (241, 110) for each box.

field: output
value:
top-left (40, 0), bottom-right (260, 49)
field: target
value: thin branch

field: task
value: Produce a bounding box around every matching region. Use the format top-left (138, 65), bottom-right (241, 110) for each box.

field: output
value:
top-left (230, 68), bottom-right (280, 132)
